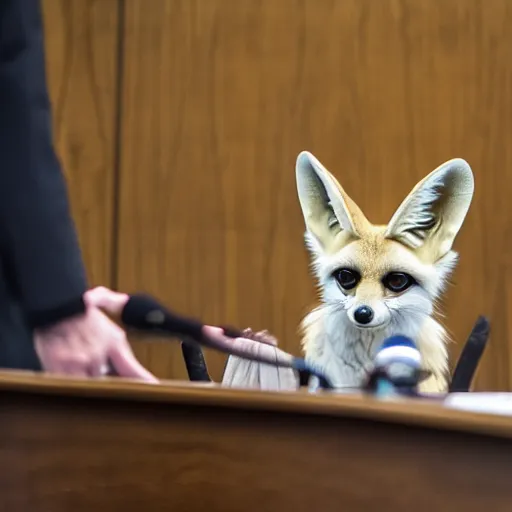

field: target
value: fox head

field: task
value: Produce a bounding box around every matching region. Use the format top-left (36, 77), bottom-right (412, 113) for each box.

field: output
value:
top-left (295, 151), bottom-right (474, 338)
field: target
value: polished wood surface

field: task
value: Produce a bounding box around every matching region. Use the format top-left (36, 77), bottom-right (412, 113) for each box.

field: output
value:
top-left (1, 370), bottom-right (512, 438)
top-left (1, 372), bottom-right (512, 511)
top-left (42, 0), bottom-right (512, 389)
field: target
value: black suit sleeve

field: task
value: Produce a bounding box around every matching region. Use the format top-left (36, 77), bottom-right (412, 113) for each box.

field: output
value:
top-left (0, 0), bottom-right (88, 329)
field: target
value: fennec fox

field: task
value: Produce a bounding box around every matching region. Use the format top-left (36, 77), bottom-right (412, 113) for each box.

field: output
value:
top-left (295, 152), bottom-right (474, 393)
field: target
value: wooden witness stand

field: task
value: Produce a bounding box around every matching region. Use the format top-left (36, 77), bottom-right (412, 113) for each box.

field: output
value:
top-left (1, 371), bottom-right (512, 511)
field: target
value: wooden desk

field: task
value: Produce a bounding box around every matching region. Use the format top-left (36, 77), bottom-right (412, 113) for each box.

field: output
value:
top-left (0, 371), bottom-right (511, 511)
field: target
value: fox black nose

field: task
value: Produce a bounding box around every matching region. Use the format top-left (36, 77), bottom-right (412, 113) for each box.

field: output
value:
top-left (354, 306), bottom-right (374, 325)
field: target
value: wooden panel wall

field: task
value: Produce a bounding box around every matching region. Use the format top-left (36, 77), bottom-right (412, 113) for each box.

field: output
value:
top-left (42, 0), bottom-right (512, 391)
top-left (42, 0), bottom-right (119, 286)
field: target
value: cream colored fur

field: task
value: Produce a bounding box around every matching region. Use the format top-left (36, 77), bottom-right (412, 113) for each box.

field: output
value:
top-left (296, 151), bottom-right (474, 393)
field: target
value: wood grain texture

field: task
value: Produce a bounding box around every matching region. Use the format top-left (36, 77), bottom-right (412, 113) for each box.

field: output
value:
top-left (41, 0), bottom-right (120, 286)
top-left (2, 370), bottom-right (512, 438)
top-left (117, 0), bottom-right (512, 388)
top-left (1, 373), bottom-right (512, 511)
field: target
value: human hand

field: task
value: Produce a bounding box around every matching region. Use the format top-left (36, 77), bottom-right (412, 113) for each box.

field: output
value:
top-left (240, 328), bottom-right (278, 346)
top-left (34, 290), bottom-right (158, 382)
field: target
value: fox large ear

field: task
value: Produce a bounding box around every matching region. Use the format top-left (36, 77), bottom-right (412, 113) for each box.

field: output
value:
top-left (385, 158), bottom-right (474, 260)
top-left (295, 151), bottom-right (371, 252)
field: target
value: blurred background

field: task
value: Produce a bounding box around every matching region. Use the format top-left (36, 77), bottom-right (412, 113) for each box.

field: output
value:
top-left (41, 0), bottom-right (512, 390)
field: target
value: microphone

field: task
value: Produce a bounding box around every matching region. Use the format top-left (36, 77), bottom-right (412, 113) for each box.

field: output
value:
top-left (120, 293), bottom-right (334, 389)
top-left (364, 335), bottom-right (424, 397)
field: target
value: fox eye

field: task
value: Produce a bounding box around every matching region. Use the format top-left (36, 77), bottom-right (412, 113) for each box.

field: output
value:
top-left (333, 269), bottom-right (360, 290)
top-left (383, 272), bottom-right (416, 293)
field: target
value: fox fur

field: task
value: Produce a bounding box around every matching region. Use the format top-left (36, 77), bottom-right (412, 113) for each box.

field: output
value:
top-left (295, 151), bottom-right (474, 393)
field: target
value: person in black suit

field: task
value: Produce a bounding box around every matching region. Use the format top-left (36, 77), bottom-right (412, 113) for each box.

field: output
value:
top-left (0, 0), bottom-right (157, 381)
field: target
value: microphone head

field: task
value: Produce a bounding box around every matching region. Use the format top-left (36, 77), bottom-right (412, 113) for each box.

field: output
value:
top-left (372, 335), bottom-right (423, 390)
top-left (374, 335), bottom-right (422, 370)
